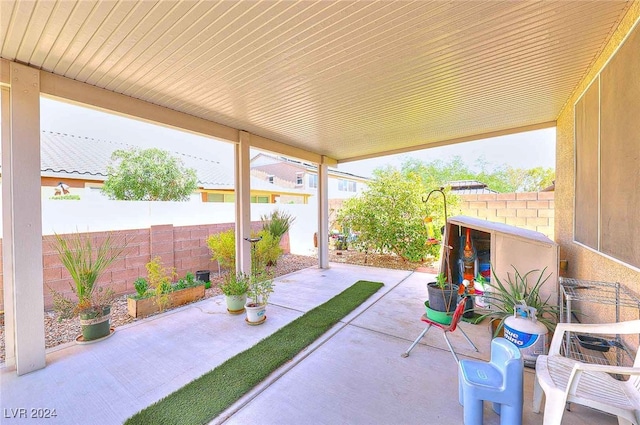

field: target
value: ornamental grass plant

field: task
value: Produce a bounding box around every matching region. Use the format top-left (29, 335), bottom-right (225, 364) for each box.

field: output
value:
top-left (49, 231), bottom-right (127, 320)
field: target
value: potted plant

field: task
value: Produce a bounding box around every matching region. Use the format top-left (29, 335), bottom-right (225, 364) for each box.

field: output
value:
top-left (220, 272), bottom-right (250, 314)
top-left (480, 265), bottom-right (558, 337)
top-left (426, 272), bottom-right (459, 324)
top-left (245, 270), bottom-right (275, 325)
top-left (49, 231), bottom-right (127, 342)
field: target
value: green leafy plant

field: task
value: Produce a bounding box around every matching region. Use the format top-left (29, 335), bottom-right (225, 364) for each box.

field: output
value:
top-left (246, 270), bottom-right (275, 306)
top-left (146, 257), bottom-right (176, 312)
top-left (480, 265), bottom-right (558, 336)
top-left (49, 231), bottom-right (127, 320)
top-left (206, 229), bottom-right (283, 270)
top-left (133, 277), bottom-right (150, 299)
top-left (435, 272), bottom-right (447, 290)
top-left (254, 230), bottom-right (283, 268)
top-left (220, 272), bottom-right (251, 296)
top-left (337, 168), bottom-right (456, 262)
top-left (261, 209), bottom-right (295, 241)
top-left (102, 147), bottom-right (198, 201)
top-left (206, 229), bottom-right (236, 270)
top-left (184, 272), bottom-right (196, 285)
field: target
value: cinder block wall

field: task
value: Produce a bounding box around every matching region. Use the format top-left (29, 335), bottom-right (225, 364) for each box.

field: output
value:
top-left (459, 192), bottom-right (555, 238)
top-left (0, 221), bottom-right (289, 311)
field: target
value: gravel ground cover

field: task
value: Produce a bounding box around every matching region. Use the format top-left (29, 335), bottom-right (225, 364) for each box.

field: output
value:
top-left (0, 250), bottom-right (432, 363)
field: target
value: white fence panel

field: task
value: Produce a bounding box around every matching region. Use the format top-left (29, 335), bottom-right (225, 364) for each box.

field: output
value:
top-left (0, 196), bottom-right (318, 255)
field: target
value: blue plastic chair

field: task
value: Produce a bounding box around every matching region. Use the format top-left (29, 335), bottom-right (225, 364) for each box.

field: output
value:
top-left (458, 337), bottom-right (524, 425)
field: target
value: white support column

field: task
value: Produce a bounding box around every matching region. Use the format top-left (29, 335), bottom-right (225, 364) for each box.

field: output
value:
top-left (235, 131), bottom-right (251, 275)
top-left (318, 159), bottom-right (330, 269)
top-left (2, 63), bottom-right (45, 374)
top-left (1, 86), bottom-right (15, 368)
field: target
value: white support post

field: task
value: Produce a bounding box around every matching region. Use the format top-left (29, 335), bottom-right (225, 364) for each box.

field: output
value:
top-left (235, 131), bottom-right (251, 275)
top-left (318, 160), bottom-right (330, 269)
top-left (1, 86), bottom-right (15, 368)
top-left (3, 63), bottom-right (46, 374)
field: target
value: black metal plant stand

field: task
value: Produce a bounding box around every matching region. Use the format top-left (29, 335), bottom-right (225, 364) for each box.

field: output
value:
top-left (422, 187), bottom-right (450, 281)
top-left (244, 237), bottom-right (262, 278)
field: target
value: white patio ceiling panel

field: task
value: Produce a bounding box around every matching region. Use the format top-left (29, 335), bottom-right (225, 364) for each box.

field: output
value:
top-left (0, 0), bottom-right (631, 162)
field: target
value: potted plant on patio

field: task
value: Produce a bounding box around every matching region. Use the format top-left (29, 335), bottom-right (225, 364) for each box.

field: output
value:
top-left (220, 272), bottom-right (250, 314)
top-left (479, 265), bottom-right (558, 337)
top-left (245, 270), bottom-right (275, 325)
top-left (425, 272), bottom-right (459, 324)
top-left (49, 231), bottom-right (127, 342)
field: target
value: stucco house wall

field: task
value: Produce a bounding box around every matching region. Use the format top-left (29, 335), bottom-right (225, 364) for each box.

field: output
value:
top-left (555, 3), bottom-right (640, 324)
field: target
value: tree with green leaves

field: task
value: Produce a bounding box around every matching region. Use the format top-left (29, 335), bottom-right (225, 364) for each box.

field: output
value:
top-left (337, 167), bottom-right (459, 262)
top-left (401, 156), bottom-right (554, 193)
top-left (102, 148), bottom-right (198, 201)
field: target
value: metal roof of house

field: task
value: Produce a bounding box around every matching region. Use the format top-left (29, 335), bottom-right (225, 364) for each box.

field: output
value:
top-left (448, 180), bottom-right (497, 195)
top-left (250, 153), bottom-right (370, 182)
top-left (0, 1), bottom-right (632, 163)
top-left (38, 131), bottom-right (311, 194)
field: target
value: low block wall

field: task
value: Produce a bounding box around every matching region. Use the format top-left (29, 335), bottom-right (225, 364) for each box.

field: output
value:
top-left (460, 192), bottom-right (554, 239)
top-left (1, 222), bottom-right (289, 311)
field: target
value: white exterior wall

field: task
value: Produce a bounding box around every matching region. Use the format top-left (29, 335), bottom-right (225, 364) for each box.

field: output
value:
top-left (326, 176), bottom-right (367, 200)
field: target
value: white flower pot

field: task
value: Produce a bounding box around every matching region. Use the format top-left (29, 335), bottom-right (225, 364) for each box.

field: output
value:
top-left (245, 303), bottom-right (267, 325)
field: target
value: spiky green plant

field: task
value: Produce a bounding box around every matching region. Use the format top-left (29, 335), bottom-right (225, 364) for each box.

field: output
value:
top-left (479, 265), bottom-right (558, 336)
top-left (49, 231), bottom-right (127, 319)
top-left (261, 209), bottom-right (296, 240)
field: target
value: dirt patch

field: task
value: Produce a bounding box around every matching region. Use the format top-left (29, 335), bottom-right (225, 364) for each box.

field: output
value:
top-left (329, 249), bottom-right (436, 271)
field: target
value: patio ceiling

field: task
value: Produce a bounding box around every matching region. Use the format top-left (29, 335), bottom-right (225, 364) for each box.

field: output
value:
top-left (0, 1), bottom-right (631, 162)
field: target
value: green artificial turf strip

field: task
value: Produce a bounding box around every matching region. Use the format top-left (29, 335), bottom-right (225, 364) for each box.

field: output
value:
top-left (126, 280), bottom-right (384, 425)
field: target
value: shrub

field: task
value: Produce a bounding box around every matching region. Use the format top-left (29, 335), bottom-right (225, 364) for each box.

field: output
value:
top-left (146, 257), bottom-right (176, 311)
top-left (261, 209), bottom-right (295, 240)
top-left (206, 230), bottom-right (236, 270)
top-left (206, 229), bottom-right (283, 271)
top-left (254, 230), bottom-right (283, 268)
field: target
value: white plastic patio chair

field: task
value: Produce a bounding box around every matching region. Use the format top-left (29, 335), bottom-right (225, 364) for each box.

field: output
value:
top-left (533, 320), bottom-right (640, 425)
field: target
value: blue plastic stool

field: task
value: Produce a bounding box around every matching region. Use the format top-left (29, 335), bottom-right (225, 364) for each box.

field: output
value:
top-left (458, 337), bottom-right (524, 425)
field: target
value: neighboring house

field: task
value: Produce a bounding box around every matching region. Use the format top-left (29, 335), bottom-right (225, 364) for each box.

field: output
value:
top-left (29, 131), bottom-right (312, 203)
top-left (448, 180), bottom-right (497, 195)
top-left (250, 153), bottom-right (369, 200)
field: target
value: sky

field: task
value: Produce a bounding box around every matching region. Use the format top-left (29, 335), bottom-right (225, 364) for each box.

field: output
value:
top-left (40, 97), bottom-right (555, 178)
top-left (337, 128), bottom-right (556, 177)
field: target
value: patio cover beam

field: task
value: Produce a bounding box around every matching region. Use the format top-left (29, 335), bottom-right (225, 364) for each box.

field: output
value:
top-left (0, 59), bottom-right (323, 165)
top-left (1, 62), bottom-right (46, 375)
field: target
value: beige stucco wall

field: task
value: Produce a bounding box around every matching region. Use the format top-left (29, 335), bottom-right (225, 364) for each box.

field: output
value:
top-left (555, 3), bottom-right (640, 324)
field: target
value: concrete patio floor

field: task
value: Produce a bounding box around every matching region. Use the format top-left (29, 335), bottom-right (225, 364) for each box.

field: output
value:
top-left (1, 263), bottom-right (614, 424)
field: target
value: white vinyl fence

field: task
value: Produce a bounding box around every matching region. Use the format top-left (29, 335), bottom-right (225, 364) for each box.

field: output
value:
top-left (1, 190), bottom-right (319, 255)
